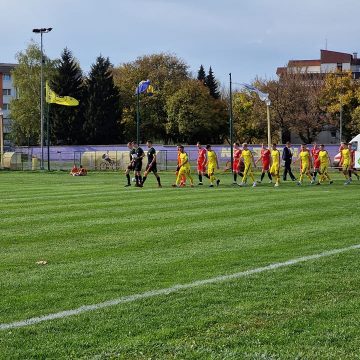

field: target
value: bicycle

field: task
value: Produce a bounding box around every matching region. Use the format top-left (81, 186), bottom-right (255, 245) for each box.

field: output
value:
top-left (99, 159), bottom-right (116, 170)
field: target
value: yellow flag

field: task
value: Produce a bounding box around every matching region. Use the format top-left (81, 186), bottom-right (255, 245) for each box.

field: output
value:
top-left (45, 81), bottom-right (79, 106)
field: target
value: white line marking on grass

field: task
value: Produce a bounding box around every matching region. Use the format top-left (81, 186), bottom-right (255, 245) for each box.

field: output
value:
top-left (1, 244), bottom-right (359, 331)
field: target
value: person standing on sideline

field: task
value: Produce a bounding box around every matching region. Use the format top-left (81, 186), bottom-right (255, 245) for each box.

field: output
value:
top-left (270, 143), bottom-right (281, 187)
top-left (256, 143), bottom-right (272, 183)
top-left (295, 144), bottom-right (313, 185)
top-left (282, 141), bottom-right (296, 181)
top-left (239, 143), bottom-right (257, 187)
top-left (173, 146), bottom-right (194, 187)
top-left (142, 140), bottom-right (162, 188)
top-left (196, 142), bottom-right (209, 185)
top-left (316, 144), bottom-right (333, 185)
top-left (232, 142), bottom-right (243, 184)
top-left (125, 142), bottom-right (136, 187)
top-left (132, 142), bottom-right (145, 187)
top-left (206, 144), bottom-right (220, 187)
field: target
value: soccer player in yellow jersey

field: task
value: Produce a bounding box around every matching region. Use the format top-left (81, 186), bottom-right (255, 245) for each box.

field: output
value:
top-left (239, 143), bottom-right (257, 187)
top-left (173, 146), bottom-right (194, 187)
top-left (270, 143), bottom-right (281, 187)
top-left (340, 143), bottom-right (351, 185)
top-left (206, 144), bottom-right (220, 187)
top-left (295, 144), bottom-right (313, 185)
top-left (316, 144), bottom-right (333, 185)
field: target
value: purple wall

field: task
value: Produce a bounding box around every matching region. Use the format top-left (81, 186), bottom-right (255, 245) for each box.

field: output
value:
top-left (15, 144), bottom-right (340, 163)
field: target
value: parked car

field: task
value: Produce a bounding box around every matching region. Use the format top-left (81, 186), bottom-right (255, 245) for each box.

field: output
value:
top-left (333, 152), bottom-right (341, 168)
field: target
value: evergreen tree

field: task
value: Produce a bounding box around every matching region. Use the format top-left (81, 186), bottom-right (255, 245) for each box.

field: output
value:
top-left (197, 65), bottom-right (206, 83)
top-left (50, 48), bottom-right (84, 145)
top-left (83, 56), bottom-right (121, 144)
top-left (205, 66), bottom-right (220, 99)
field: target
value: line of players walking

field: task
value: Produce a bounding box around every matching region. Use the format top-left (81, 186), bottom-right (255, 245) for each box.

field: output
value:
top-left (123, 140), bottom-right (359, 188)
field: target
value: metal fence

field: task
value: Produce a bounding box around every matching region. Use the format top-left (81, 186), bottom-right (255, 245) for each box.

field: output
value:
top-left (4, 150), bottom-right (224, 171)
top-left (3, 145), bottom-right (341, 171)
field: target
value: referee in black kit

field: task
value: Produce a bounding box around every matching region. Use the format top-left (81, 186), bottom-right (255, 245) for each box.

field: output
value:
top-left (282, 141), bottom-right (296, 181)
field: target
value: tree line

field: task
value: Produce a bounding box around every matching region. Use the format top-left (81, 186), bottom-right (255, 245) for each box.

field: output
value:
top-left (10, 43), bottom-right (360, 146)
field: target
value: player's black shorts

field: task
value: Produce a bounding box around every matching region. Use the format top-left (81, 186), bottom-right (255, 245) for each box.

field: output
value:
top-left (146, 163), bottom-right (157, 173)
top-left (134, 160), bottom-right (142, 172)
top-left (127, 163), bottom-right (135, 171)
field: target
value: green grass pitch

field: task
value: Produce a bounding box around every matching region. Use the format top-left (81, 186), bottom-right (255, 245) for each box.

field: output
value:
top-left (1, 170), bottom-right (360, 359)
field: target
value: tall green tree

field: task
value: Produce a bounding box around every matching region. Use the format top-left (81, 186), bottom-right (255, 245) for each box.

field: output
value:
top-left (166, 79), bottom-right (227, 144)
top-left (197, 65), bottom-right (206, 84)
top-left (50, 48), bottom-right (85, 145)
top-left (206, 66), bottom-right (220, 99)
top-left (83, 56), bottom-right (122, 144)
top-left (113, 53), bottom-right (190, 143)
top-left (10, 42), bottom-right (56, 145)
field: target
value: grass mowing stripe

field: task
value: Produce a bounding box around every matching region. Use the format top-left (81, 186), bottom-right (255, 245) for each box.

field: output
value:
top-left (1, 243), bottom-right (359, 331)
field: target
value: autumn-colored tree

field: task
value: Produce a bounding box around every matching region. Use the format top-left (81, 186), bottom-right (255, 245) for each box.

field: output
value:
top-left (231, 91), bottom-right (267, 143)
top-left (320, 71), bottom-right (359, 141)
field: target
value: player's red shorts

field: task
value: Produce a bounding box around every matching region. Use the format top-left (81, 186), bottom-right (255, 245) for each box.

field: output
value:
top-left (314, 159), bottom-right (320, 169)
top-left (233, 160), bottom-right (239, 172)
top-left (262, 161), bottom-right (270, 171)
top-left (197, 162), bottom-right (206, 173)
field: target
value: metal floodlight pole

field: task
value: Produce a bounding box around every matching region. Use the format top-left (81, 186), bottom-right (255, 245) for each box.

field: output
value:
top-left (229, 73), bottom-right (233, 169)
top-left (339, 99), bottom-right (343, 142)
top-left (32, 27), bottom-right (52, 170)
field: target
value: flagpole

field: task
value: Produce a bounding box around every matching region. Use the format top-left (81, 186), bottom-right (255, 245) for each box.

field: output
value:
top-left (136, 90), bottom-right (140, 145)
top-left (47, 103), bottom-right (50, 171)
top-left (229, 73), bottom-right (233, 170)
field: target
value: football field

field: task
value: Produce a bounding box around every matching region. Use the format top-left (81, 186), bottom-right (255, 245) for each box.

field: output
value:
top-left (1, 171), bottom-right (360, 359)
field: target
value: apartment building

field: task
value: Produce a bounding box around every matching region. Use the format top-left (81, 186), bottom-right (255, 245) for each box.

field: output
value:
top-left (0, 63), bottom-right (17, 147)
top-left (277, 49), bottom-right (360, 78)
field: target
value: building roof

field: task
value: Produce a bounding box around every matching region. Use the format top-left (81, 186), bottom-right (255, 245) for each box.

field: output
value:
top-left (320, 49), bottom-right (352, 64)
top-left (276, 67), bottom-right (287, 75)
top-left (288, 59), bottom-right (321, 67)
top-left (0, 63), bottom-right (17, 73)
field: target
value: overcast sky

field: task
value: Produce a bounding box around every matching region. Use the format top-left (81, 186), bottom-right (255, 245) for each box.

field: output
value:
top-left (2, 0), bottom-right (360, 87)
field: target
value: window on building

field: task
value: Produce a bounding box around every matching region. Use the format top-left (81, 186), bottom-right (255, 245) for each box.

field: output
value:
top-left (2, 103), bottom-right (10, 110)
top-left (337, 63), bottom-right (343, 71)
top-left (3, 89), bottom-right (11, 96)
top-left (3, 74), bottom-right (11, 81)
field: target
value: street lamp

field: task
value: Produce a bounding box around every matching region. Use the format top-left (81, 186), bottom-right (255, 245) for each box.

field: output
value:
top-left (32, 27), bottom-right (52, 170)
top-left (265, 98), bottom-right (271, 148)
top-left (0, 108), bottom-right (3, 169)
top-left (229, 73), bottom-right (234, 170)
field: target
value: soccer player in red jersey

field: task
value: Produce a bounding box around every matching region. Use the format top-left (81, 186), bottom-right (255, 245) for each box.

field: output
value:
top-left (255, 143), bottom-right (272, 183)
top-left (311, 143), bottom-right (321, 182)
top-left (196, 142), bottom-right (209, 185)
top-left (232, 142), bottom-right (242, 184)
